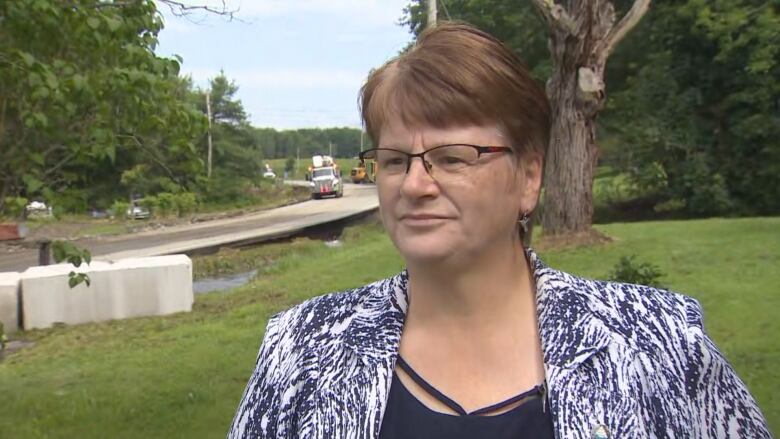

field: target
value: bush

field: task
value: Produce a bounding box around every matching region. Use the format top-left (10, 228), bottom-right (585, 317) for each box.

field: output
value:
top-left (139, 195), bottom-right (159, 214)
top-left (199, 172), bottom-right (255, 206)
top-left (173, 192), bottom-right (197, 216)
top-left (155, 192), bottom-right (177, 217)
top-left (285, 157), bottom-right (295, 174)
top-left (50, 188), bottom-right (89, 215)
top-left (3, 196), bottom-right (28, 218)
top-left (139, 192), bottom-right (198, 218)
top-left (607, 255), bottom-right (665, 288)
top-left (109, 199), bottom-right (130, 219)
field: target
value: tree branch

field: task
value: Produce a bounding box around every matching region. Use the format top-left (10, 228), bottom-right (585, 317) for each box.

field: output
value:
top-left (596, 0), bottom-right (651, 64)
top-left (158, 0), bottom-right (239, 21)
top-left (531, 0), bottom-right (577, 35)
top-left (116, 134), bottom-right (178, 181)
top-left (88, 1), bottom-right (241, 21)
top-left (43, 150), bottom-right (77, 178)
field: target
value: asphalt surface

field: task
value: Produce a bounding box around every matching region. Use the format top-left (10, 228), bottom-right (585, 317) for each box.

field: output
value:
top-left (0, 183), bottom-right (378, 273)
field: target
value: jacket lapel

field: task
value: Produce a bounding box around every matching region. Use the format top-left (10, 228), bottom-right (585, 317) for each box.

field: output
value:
top-left (531, 250), bottom-right (613, 370)
top-left (313, 273), bottom-right (408, 438)
top-left (531, 250), bottom-right (643, 438)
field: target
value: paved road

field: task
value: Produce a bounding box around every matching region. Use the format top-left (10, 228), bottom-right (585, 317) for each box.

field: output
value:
top-left (0, 183), bottom-right (378, 273)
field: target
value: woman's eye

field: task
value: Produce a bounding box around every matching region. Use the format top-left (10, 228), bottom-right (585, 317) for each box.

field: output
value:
top-left (442, 156), bottom-right (467, 165)
top-left (382, 158), bottom-right (405, 167)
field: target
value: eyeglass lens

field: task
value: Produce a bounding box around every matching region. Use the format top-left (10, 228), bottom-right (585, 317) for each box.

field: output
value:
top-left (362, 145), bottom-right (481, 181)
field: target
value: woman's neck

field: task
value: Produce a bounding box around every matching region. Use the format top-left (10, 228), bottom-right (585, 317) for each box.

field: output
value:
top-left (404, 238), bottom-right (536, 335)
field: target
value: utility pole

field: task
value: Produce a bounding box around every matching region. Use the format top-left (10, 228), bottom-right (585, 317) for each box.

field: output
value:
top-left (360, 130), bottom-right (364, 153)
top-left (205, 91), bottom-right (213, 179)
top-left (427, 0), bottom-right (437, 29)
top-left (329, 141), bottom-right (333, 157)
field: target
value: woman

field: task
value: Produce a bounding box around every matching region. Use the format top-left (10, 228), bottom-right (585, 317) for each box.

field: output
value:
top-left (228, 23), bottom-right (770, 438)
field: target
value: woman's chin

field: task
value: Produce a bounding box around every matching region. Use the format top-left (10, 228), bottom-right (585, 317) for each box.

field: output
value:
top-left (394, 239), bottom-right (457, 264)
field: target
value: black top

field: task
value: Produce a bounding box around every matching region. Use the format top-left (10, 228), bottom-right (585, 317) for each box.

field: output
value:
top-left (379, 357), bottom-right (556, 439)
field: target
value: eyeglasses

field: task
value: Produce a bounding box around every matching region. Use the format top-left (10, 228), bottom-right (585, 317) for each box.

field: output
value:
top-left (359, 143), bottom-right (513, 183)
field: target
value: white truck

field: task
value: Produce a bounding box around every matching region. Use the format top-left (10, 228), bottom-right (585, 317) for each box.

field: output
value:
top-left (308, 155), bottom-right (344, 199)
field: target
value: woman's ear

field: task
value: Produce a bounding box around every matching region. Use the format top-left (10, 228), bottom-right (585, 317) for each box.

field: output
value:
top-left (518, 153), bottom-right (543, 213)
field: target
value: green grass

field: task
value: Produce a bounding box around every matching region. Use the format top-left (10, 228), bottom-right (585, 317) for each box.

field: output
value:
top-left (0, 217), bottom-right (777, 437)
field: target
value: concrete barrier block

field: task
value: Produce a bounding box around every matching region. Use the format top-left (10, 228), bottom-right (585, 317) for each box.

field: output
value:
top-left (21, 255), bottom-right (193, 330)
top-left (111, 255), bottom-right (193, 318)
top-left (0, 272), bottom-right (21, 333)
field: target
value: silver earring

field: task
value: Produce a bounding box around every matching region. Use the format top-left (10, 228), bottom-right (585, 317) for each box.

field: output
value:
top-left (518, 212), bottom-right (530, 233)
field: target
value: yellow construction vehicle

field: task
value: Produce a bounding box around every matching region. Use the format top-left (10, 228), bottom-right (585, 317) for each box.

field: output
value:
top-left (350, 161), bottom-right (377, 184)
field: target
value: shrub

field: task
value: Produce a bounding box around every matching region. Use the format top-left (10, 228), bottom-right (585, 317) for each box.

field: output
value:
top-left (173, 192), bottom-right (197, 216)
top-left (50, 188), bottom-right (89, 215)
top-left (155, 192), bottom-right (177, 217)
top-left (607, 255), bottom-right (665, 288)
top-left (285, 157), bottom-right (295, 174)
top-left (139, 195), bottom-right (159, 214)
top-left (3, 196), bottom-right (28, 218)
top-left (109, 200), bottom-right (130, 219)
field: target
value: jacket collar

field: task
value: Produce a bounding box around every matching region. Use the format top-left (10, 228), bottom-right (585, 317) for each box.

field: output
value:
top-left (528, 250), bottom-right (613, 369)
top-left (341, 249), bottom-right (611, 369)
top-left (341, 271), bottom-right (409, 366)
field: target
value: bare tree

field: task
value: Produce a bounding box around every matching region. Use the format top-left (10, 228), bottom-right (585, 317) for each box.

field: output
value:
top-left (532, 0), bottom-right (650, 235)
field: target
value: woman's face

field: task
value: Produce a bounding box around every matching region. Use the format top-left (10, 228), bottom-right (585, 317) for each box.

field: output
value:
top-left (376, 118), bottom-right (542, 265)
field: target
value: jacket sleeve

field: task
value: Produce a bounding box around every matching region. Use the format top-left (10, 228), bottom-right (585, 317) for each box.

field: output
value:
top-left (227, 313), bottom-right (284, 439)
top-left (683, 298), bottom-right (772, 438)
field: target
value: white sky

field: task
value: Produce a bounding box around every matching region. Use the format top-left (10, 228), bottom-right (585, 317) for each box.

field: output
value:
top-left (155, 0), bottom-right (414, 129)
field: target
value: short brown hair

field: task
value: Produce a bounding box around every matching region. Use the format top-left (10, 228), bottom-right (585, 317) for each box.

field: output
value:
top-left (360, 22), bottom-right (551, 160)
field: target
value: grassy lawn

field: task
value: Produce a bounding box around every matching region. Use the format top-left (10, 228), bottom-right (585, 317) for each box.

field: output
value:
top-left (0, 217), bottom-right (777, 437)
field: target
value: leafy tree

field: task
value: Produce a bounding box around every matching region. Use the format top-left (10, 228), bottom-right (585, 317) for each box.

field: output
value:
top-left (201, 72), bottom-right (248, 125)
top-left (0, 0), bottom-right (205, 212)
top-left (192, 72), bottom-right (264, 202)
top-left (605, 0), bottom-right (780, 215)
top-left (401, 1), bottom-right (550, 79)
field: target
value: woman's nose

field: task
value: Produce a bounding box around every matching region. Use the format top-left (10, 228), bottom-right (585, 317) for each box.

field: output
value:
top-left (400, 156), bottom-right (439, 198)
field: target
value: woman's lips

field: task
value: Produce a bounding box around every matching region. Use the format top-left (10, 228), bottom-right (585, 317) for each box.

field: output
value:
top-left (399, 214), bottom-right (451, 225)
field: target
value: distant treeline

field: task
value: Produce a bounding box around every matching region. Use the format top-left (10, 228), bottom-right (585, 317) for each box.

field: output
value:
top-left (254, 127), bottom-right (372, 160)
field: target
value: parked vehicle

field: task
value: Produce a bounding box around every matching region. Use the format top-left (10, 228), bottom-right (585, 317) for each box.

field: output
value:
top-left (25, 200), bottom-right (53, 218)
top-left (126, 199), bottom-right (150, 219)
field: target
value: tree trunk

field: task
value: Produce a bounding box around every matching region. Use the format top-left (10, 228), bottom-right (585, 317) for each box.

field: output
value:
top-left (543, 64), bottom-right (600, 234)
top-left (533, 0), bottom-right (651, 235)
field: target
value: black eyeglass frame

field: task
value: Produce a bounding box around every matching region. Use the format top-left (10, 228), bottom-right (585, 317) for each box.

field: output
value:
top-left (358, 143), bottom-right (514, 175)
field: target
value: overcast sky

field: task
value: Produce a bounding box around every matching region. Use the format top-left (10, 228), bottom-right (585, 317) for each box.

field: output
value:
top-left (155, 0), bottom-right (413, 130)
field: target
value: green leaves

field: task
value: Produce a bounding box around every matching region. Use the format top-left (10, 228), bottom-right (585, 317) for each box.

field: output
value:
top-left (1, 0), bottom-right (206, 211)
top-left (86, 16), bottom-right (101, 30)
top-left (18, 51), bottom-right (36, 67)
top-left (52, 240), bottom-right (92, 289)
top-left (22, 175), bottom-right (44, 194)
top-left (52, 240), bottom-right (92, 267)
top-left (601, 0), bottom-right (780, 216)
top-left (606, 255), bottom-right (666, 288)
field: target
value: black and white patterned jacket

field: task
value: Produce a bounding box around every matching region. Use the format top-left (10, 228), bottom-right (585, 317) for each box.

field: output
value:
top-left (228, 251), bottom-right (771, 438)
